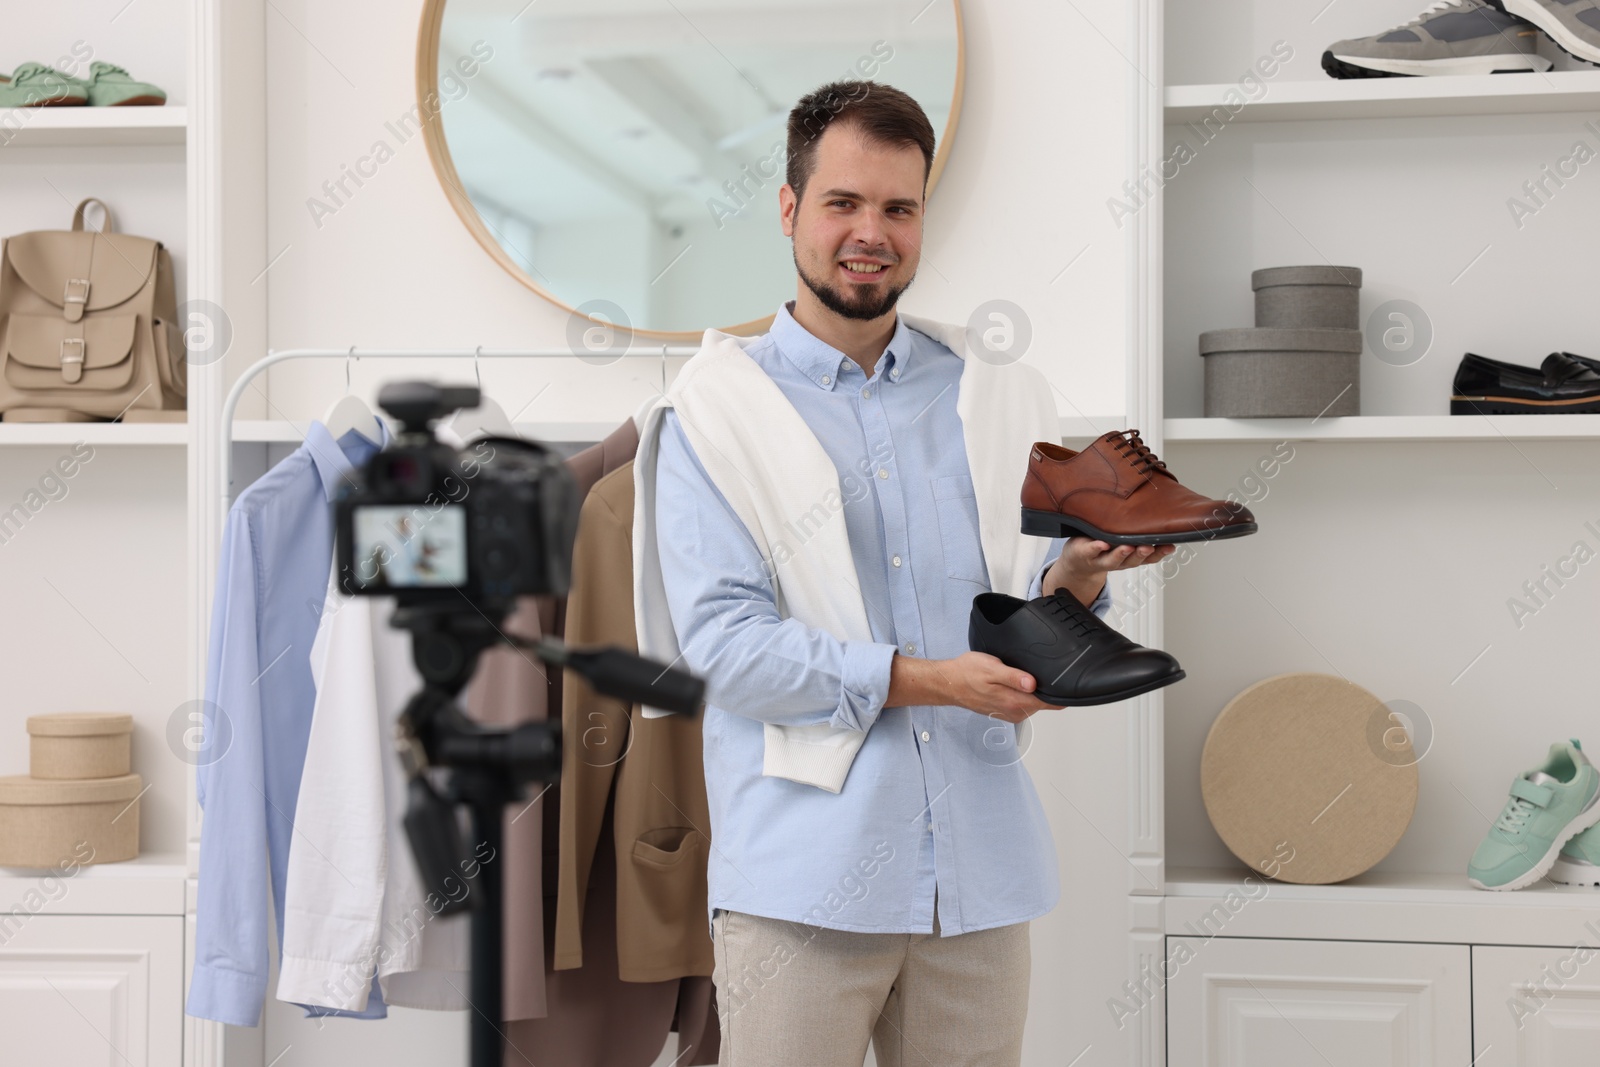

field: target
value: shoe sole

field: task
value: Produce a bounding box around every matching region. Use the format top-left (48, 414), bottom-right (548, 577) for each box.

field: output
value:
top-left (1035, 669), bottom-right (1186, 708)
top-left (1469, 784), bottom-right (1600, 891)
top-left (1021, 507), bottom-right (1258, 545)
top-left (1550, 856), bottom-right (1600, 886)
top-left (1501, 0), bottom-right (1600, 66)
top-left (1451, 394), bottom-right (1600, 415)
top-left (1323, 49), bottom-right (1551, 78)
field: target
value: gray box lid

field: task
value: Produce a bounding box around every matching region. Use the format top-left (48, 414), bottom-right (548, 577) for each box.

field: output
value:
top-left (1251, 265), bottom-right (1362, 290)
top-left (1199, 327), bottom-right (1364, 355)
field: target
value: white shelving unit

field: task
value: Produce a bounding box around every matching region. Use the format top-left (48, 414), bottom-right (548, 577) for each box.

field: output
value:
top-left (1165, 413), bottom-right (1600, 442)
top-left (1115, 3), bottom-right (1600, 1064)
top-left (0, 105), bottom-right (189, 147)
top-left (1166, 70), bottom-right (1600, 123)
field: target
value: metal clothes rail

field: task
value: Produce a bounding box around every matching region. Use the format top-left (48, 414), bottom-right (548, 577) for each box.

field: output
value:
top-left (218, 346), bottom-right (699, 501)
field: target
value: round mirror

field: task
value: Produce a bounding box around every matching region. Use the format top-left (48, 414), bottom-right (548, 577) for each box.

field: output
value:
top-left (418, 0), bottom-right (964, 339)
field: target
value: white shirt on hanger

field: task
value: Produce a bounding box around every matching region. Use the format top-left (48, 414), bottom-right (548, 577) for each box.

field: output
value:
top-left (276, 573), bottom-right (470, 1013)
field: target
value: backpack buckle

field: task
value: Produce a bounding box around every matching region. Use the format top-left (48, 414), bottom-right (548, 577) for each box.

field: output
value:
top-left (62, 278), bottom-right (90, 323)
top-left (60, 338), bottom-right (85, 384)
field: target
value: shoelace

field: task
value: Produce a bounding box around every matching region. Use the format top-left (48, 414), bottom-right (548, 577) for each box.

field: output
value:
top-left (1042, 594), bottom-right (1096, 638)
top-left (1108, 429), bottom-right (1169, 477)
top-left (1495, 792), bottom-right (1537, 834)
top-left (1390, 0), bottom-right (1479, 30)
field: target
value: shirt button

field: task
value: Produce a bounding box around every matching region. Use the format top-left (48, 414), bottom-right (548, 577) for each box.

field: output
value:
top-left (906, 642), bottom-right (917, 655)
top-left (891, 368), bottom-right (900, 378)
top-left (878, 468), bottom-right (889, 480)
top-left (920, 730), bottom-right (930, 743)
top-left (821, 374), bottom-right (831, 385)
top-left (861, 387), bottom-right (871, 399)
top-left (928, 821), bottom-right (935, 832)
top-left (892, 555), bottom-right (902, 568)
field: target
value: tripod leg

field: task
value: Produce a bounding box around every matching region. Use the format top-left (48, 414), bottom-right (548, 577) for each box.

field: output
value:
top-left (469, 795), bottom-right (506, 1067)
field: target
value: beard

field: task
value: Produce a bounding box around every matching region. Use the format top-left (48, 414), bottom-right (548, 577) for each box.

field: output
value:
top-left (793, 245), bottom-right (914, 322)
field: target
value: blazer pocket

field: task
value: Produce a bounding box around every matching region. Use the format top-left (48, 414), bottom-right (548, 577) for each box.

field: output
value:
top-left (632, 826), bottom-right (707, 869)
top-left (931, 474), bottom-right (990, 587)
top-left (631, 827), bottom-right (709, 923)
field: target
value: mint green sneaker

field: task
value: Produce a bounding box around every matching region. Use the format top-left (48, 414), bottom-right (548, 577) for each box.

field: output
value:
top-left (0, 62), bottom-right (89, 107)
top-left (1469, 740), bottom-right (1600, 891)
top-left (1551, 821), bottom-right (1600, 886)
top-left (63, 62), bottom-right (166, 107)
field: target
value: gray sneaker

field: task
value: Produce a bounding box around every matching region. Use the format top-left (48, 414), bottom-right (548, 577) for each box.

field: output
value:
top-left (1323, 0), bottom-right (1551, 77)
top-left (1499, 0), bottom-right (1600, 65)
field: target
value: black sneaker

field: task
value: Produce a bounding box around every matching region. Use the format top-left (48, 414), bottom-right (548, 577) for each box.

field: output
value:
top-left (968, 591), bottom-right (1185, 707)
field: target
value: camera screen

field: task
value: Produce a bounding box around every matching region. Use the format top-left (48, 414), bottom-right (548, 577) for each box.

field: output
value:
top-left (351, 505), bottom-right (469, 589)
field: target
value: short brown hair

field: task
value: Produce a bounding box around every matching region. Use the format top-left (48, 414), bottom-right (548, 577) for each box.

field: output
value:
top-left (786, 81), bottom-right (935, 202)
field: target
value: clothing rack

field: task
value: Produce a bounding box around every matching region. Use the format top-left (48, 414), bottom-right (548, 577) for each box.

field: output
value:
top-left (218, 345), bottom-right (699, 501)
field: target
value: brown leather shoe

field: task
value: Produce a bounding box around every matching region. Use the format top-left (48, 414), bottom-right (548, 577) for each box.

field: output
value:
top-left (1021, 429), bottom-right (1257, 545)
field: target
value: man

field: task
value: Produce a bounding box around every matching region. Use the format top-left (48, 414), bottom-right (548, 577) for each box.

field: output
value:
top-left (645, 81), bottom-right (1173, 1065)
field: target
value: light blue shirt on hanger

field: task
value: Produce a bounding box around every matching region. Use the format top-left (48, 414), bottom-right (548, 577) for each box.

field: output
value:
top-left (655, 301), bottom-right (1112, 938)
top-left (188, 421), bottom-right (389, 1026)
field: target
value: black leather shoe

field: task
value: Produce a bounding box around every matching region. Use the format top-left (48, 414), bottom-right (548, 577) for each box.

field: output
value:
top-left (1451, 352), bottom-right (1600, 414)
top-left (1557, 351), bottom-right (1600, 377)
top-left (968, 591), bottom-right (1185, 707)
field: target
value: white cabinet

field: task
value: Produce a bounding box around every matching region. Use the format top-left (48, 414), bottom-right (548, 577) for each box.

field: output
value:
top-left (1165, 937), bottom-right (1472, 1066)
top-left (0, 914), bottom-right (183, 1066)
top-left (1473, 945), bottom-right (1600, 1066)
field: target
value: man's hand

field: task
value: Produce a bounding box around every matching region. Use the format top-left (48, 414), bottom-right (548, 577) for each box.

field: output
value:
top-left (1043, 538), bottom-right (1177, 605)
top-left (888, 650), bottom-right (1063, 723)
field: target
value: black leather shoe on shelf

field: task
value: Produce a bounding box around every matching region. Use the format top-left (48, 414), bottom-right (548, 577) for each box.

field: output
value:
top-left (1451, 352), bottom-right (1600, 415)
top-left (968, 591), bottom-right (1185, 707)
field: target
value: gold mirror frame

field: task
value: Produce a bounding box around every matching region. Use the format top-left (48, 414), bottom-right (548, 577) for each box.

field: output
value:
top-left (416, 0), bottom-right (966, 341)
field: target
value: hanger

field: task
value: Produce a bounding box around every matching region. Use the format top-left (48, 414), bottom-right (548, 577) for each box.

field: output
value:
top-left (445, 347), bottom-right (516, 441)
top-left (632, 344), bottom-right (668, 433)
top-left (321, 347), bottom-right (384, 442)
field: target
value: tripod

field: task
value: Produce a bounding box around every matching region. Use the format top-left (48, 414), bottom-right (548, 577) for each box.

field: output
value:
top-left (390, 603), bottom-right (703, 1067)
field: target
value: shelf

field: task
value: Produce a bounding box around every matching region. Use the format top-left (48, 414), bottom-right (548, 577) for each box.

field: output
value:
top-left (1166, 72), bottom-right (1600, 124)
top-left (0, 850), bottom-right (186, 916)
top-left (0, 421), bottom-right (187, 445)
top-left (1167, 866), bottom-right (1600, 948)
top-left (232, 418), bottom-right (634, 445)
top-left (1164, 413), bottom-right (1600, 443)
top-left (0, 105), bottom-right (187, 148)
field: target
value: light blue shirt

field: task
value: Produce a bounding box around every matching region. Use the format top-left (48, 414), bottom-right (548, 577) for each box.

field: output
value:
top-left (655, 301), bottom-right (1112, 937)
top-left (188, 422), bottom-right (389, 1026)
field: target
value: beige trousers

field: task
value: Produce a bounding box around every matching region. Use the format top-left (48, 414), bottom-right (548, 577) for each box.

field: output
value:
top-left (710, 908), bottom-right (1031, 1067)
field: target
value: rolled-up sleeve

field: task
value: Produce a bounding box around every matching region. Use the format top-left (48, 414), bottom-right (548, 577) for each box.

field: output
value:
top-left (654, 410), bottom-right (897, 731)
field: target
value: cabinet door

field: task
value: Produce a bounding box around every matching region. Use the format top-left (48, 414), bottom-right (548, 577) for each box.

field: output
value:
top-left (1166, 937), bottom-right (1471, 1067)
top-left (0, 914), bottom-right (182, 1066)
top-left (1474, 945), bottom-right (1600, 1065)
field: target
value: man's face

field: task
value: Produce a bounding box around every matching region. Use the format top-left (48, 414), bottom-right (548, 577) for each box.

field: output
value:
top-left (780, 122), bottom-right (924, 322)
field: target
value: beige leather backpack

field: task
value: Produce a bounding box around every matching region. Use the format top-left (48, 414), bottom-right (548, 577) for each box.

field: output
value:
top-left (0, 198), bottom-right (186, 422)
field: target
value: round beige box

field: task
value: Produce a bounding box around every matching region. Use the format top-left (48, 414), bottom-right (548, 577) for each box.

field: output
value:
top-left (28, 712), bottom-right (133, 779)
top-left (1201, 673), bottom-right (1417, 884)
top-left (0, 773), bottom-right (141, 867)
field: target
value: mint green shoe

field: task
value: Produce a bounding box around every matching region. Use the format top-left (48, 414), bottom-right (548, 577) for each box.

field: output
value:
top-left (0, 62), bottom-right (89, 107)
top-left (1551, 821), bottom-right (1600, 886)
top-left (63, 62), bottom-right (166, 107)
top-left (1469, 740), bottom-right (1600, 891)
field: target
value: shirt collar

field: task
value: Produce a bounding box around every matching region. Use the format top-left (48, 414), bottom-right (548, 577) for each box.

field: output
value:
top-left (306, 418), bottom-right (390, 502)
top-left (771, 300), bottom-right (913, 390)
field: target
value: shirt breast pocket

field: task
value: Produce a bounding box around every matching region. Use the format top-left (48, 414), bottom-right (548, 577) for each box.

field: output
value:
top-left (931, 474), bottom-right (989, 588)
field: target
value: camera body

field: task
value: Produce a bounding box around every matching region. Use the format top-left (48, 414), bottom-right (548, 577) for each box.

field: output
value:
top-left (333, 382), bottom-right (579, 609)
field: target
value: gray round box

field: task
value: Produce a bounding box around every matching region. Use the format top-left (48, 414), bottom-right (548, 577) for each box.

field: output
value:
top-left (1199, 327), bottom-right (1362, 418)
top-left (1253, 266), bottom-right (1362, 330)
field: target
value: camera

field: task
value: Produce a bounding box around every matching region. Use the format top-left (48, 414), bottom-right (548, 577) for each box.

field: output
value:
top-left (333, 381), bottom-right (578, 607)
